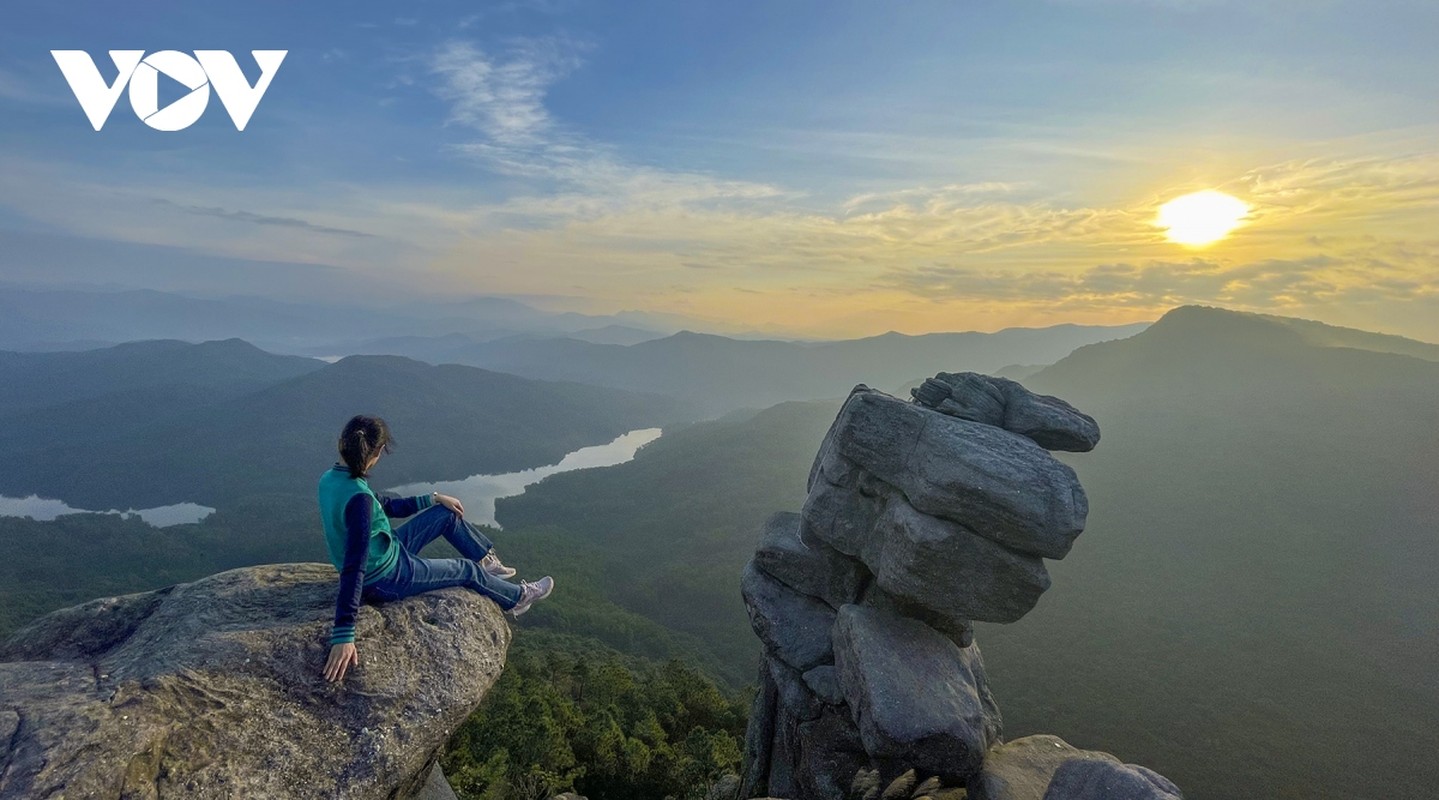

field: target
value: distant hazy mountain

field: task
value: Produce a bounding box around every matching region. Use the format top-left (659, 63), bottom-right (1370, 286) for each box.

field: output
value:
top-left (358, 323), bottom-right (1152, 416)
top-left (0, 338), bottom-right (321, 414)
top-left (1261, 310), bottom-right (1439, 361)
top-left (0, 342), bottom-right (682, 509)
top-left (495, 305), bottom-right (1439, 800)
top-left (0, 285), bottom-right (675, 353)
top-left (332, 326), bottom-right (666, 365)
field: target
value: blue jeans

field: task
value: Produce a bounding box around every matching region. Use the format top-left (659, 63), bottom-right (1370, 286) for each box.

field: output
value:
top-left (362, 505), bottom-right (523, 610)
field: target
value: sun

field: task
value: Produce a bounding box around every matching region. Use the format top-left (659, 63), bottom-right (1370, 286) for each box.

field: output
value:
top-left (1156, 190), bottom-right (1249, 247)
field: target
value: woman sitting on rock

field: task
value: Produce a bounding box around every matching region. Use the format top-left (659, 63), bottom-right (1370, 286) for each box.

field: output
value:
top-left (318, 414), bottom-right (554, 682)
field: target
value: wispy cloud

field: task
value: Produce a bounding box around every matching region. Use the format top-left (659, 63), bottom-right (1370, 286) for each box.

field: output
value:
top-left (459, 0), bottom-right (577, 28)
top-left (430, 38), bottom-right (586, 149)
top-left (427, 38), bottom-right (786, 213)
top-left (151, 199), bottom-right (377, 238)
top-left (875, 256), bottom-right (1369, 309)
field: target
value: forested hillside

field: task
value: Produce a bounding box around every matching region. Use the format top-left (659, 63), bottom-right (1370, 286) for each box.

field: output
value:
top-left (494, 306), bottom-right (1439, 799)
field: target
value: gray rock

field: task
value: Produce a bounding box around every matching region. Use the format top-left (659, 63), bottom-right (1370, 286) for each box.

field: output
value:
top-left (740, 661), bottom-right (779, 800)
top-left (820, 388), bottom-right (1088, 559)
top-left (969, 735), bottom-right (1119, 800)
top-left (754, 512), bottom-right (870, 610)
top-left (704, 772), bottom-right (741, 800)
top-left (832, 605), bottom-right (1001, 784)
top-left (796, 706), bottom-right (869, 800)
top-left (912, 373), bottom-right (1007, 427)
top-left (0, 563), bottom-right (510, 800)
top-left (994, 377), bottom-right (1100, 453)
top-left (807, 386), bottom-right (871, 494)
top-left (801, 665), bottom-right (844, 706)
top-left (912, 373), bottom-right (1100, 453)
top-left (770, 656), bottom-right (823, 722)
top-left (411, 763), bottom-right (461, 800)
top-left (1042, 759), bottom-right (1183, 799)
top-left (872, 498), bottom-right (1051, 624)
top-left (859, 582), bottom-right (974, 649)
top-left (767, 698), bottom-right (804, 799)
top-left (803, 450), bottom-right (894, 562)
top-left (742, 560), bottom-right (837, 672)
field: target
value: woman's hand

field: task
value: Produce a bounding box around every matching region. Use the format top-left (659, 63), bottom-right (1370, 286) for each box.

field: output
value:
top-left (435, 493), bottom-right (465, 517)
top-left (324, 642), bottom-right (359, 682)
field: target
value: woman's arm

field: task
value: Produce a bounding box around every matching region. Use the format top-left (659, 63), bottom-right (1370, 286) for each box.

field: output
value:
top-left (331, 492), bottom-right (372, 646)
top-left (325, 493), bottom-right (372, 682)
top-left (376, 491), bottom-right (435, 519)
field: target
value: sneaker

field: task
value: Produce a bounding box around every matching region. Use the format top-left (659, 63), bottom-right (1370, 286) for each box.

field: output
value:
top-left (508, 576), bottom-right (554, 617)
top-left (480, 552), bottom-right (517, 579)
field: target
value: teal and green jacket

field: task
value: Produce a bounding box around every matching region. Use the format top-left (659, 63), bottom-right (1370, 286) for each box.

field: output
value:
top-left (318, 464), bottom-right (434, 645)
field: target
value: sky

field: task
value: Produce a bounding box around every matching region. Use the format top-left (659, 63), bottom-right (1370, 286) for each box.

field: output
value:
top-left (0, 0), bottom-right (1436, 339)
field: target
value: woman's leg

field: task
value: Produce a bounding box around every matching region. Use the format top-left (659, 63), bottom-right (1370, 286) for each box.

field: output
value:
top-left (392, 505), bottom-right (496, 562)
top-left (365, 547), bottom-right (522, 611)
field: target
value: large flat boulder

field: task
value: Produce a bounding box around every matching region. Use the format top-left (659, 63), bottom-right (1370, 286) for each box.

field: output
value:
top-left (819, 388), bottom-right (1088, 559)
top-left (969, 735), bottom-right (1119, 800)
top-left (742, 560), bottom-right (837, 672)
top-left (832, 605), bottom-right (1000, 783)
top-left (872, 498), bottom-right (1051, 624)
top-left (0, 563), bottom-right (511, 800)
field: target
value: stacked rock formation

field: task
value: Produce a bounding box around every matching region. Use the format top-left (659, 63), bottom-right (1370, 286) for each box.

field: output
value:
top-left (740, 372), bottom-right (1179, 800)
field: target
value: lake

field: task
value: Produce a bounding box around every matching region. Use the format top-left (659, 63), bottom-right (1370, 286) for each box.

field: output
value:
top-left (387, 427), bottom-right (663, 527)
top-left (0, 428), bottom-right (662, 530)
top-left (0, 495), bottom-right (215, 527)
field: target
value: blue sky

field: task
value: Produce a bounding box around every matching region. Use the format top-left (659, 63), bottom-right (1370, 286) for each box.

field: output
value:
top-left (1, 0), bottom-right (1436, 338)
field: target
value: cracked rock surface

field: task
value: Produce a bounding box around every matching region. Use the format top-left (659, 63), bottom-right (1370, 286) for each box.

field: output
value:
top-left (0, 563), bottom-right (509, 800)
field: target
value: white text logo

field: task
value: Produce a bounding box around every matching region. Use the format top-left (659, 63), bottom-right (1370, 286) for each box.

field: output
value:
top-left (50, 49), bottom-right (287, 131)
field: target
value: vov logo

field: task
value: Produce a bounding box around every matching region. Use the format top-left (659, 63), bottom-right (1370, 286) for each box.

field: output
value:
top-left (51, 50), bottom-right (287, 131)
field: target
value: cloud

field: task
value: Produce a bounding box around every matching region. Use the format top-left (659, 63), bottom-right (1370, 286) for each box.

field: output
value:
top-left (430, 38), bottom-right (586, 148)
top-left (1234, 154), bottom-right (1439, 226)
top-left (427, 38), bottom-right (787, 215)
top-left (876, 254), bottom-right (1437, 313)
top-left (151, 200), bottom-right (377, 238)
top-left (459, 0), bottom-right (576, 27)
top-left (0, 66), bottom-right (71, 106)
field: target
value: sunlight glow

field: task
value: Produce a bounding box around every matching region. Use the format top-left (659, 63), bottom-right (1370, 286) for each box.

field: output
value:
top-left (1157, 190), bottom-right (1249, 247)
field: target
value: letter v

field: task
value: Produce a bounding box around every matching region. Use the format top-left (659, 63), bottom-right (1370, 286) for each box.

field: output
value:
top-left (51, 50), bottom-right (144, 131)
top-left (196, 50), bottom-right (287, 131)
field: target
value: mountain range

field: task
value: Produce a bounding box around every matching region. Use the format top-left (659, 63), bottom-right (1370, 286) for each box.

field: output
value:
top-left (2, 301), bottom-right (1434, 798)
top-left (0, 339), bottom-right (682, 509)
top-left (0, 284), bottom-right (682, 353)
top-left (493, 304), bottom-right (1439, 800)
top-left (332, 322), bottom-right (1150, 415)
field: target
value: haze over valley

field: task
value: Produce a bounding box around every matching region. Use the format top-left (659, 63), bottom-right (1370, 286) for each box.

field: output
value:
top-left (1, 302), bottom-right (1435, 798)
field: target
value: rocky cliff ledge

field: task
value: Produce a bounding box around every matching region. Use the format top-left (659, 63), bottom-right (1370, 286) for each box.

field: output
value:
top-left (0, 563), bottom-right (508, 799)
top-left (740, 374), bottom-right (1182, 800)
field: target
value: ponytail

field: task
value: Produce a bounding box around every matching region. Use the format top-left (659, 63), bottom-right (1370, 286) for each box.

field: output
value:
top-left (338, 415), bottom-right (394, 479)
